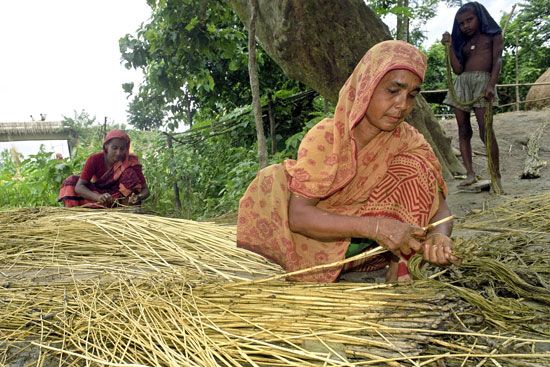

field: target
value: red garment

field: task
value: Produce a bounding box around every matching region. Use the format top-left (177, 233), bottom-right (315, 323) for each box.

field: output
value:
top-left (58, 130), bottom-right (146, 208)
top-left (80, 153), bottom-right (146, 184)
top-left (80, 152), bottom-right (109, 182)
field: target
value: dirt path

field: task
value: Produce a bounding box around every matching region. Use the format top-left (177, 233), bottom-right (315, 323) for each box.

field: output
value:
top-left (440, 108), bottom-right (550, 219)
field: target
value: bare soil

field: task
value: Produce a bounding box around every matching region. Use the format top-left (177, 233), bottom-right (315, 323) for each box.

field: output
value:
top-left (441, 108), bottom-right (550, 219)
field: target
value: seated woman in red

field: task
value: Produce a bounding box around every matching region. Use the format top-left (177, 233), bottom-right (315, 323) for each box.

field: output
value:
top-left (58, 129), bottom-right (149, 208)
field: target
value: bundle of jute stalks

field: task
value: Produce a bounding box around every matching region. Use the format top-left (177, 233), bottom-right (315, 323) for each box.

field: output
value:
top-left (408, 192), bottom-right (550, 338)
top-left (3, 275), bottom-right (549, 367)
top-left (1, 196), bottom-right (550, 366)
top-left (458, 192), bottom-right (550, 234)
top-left (0, 207), bottom-right (283, 283)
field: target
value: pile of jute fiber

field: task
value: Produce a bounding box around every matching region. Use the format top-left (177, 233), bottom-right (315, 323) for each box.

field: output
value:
top-left (1, 194), bottom-right (549, 366)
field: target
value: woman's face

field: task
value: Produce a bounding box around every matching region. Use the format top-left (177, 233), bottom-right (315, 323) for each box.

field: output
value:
top-left (105, 138), bottom-right (128, 164)
top-left (364, 69), bottom-right (421, 133)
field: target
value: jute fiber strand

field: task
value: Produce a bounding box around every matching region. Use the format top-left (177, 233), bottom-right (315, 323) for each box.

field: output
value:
top-left (11, 276), bottom-right (550, 367)
top-left (408, 192), bottom-right (550, 336)
top-left (1, 195), bottom-right (550, 366)
top-left (457, 192), bottom-right (550, 234)
top-left (0, 207), bottom-right (283, 282)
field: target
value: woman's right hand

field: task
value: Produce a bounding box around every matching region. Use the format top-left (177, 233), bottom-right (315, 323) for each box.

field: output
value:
top-left (441, 32), bottom-right (451, 45)
top-left (97, 193), bottom-right (113, 206)
top-left (372, 218), bottom-right (425, 256)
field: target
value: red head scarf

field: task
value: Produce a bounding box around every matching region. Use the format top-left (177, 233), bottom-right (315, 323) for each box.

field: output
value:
top-left (284, 40), bottom-right (445, 199)
top-left (103, 129), bottom-right (131, 155)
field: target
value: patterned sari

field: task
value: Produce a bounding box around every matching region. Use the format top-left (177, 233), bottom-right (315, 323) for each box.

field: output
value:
top-left (237, 41), bottom-right (447, 282)
top-left (58, 130), bottom-right (146, 208)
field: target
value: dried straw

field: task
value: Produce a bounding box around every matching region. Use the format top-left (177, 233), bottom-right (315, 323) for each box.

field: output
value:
top-left (1, 195), bottom-right (550, 366)
top-left (0, 207), bottom-right (283, 283)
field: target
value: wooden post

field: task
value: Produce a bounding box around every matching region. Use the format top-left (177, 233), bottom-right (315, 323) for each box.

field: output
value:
top-left (501, 4), bottom-right (516, 36)
top-left (247, 0), bottom-right (268, 169)
top-left (268, 94), bottom-right (276, 155)
top-left (166, 134), bottom-right (182, 213)
top-left (515, 32), bottom-right (520, 111)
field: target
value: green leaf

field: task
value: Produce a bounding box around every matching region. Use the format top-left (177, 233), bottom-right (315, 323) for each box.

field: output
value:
top-left (185, 17), bottom-right (200, 31)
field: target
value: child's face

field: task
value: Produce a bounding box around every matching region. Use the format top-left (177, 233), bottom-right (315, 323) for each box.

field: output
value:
top-left (457, 9), bottom-right (479, 36)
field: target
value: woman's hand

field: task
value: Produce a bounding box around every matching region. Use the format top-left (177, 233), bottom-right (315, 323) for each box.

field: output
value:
top-left (421, 233), bottom-right (458, 265)
top-left (373, 218), bottom-right (426, 256)
top-left (97, 193), bottom-right (113, 206)
top-left (127, 193), bottom-right (142, 205)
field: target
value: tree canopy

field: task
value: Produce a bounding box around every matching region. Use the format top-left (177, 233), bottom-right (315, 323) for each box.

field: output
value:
top-left (119, 0), bottom-right (303, 131)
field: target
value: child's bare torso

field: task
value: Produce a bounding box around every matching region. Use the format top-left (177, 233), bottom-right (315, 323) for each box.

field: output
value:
top-left (462, 34), bottom-right (494, 73)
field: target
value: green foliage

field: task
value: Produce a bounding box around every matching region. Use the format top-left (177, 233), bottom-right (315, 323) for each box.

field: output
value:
top-left (423, 43), bottom-right (447, 91)
top-left (499, 0), bottom-right (550, 107)
top-left (0, 147), bottom-right (86, 208)
top-left (132, 130), bottom-right (257, 219)
top-left (367, 0), bottom-right (439, 46)
top-left (422, 43), bottom-right (451, 115)
top-left (135, 91), bottom-right (326, 219)
top-left (120, 0), bottom-right (302, 131)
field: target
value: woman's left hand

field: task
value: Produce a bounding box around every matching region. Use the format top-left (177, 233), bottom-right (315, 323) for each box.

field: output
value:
top-left (421, 233), bottom-right (458, 266)
top-left (127, 193), bottom-right (142, 205)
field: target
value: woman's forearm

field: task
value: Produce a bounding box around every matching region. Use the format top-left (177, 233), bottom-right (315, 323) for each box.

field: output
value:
top-left (288, 196), bottom-right (377, 241)
top-left (75, 181), bottom-right (101, 202)
top-left (428, 193), bottom-right (453, 237)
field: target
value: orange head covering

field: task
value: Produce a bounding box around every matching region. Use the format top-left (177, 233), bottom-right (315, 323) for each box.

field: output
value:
top-left (284, 40), bottom-right (438, 199)
top-left (340, 40), bottom-right (427, 131)
top-left (103, 129), bottom-right (131, 154)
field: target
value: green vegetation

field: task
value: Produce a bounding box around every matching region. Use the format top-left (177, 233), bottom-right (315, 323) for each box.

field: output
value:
top-left (1, 1), bottom-right (548, 218)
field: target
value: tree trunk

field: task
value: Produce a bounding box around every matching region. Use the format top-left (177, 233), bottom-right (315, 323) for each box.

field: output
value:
top-left (396, 0), bottom-right (410, 42)
top-left (247, 0), bottom-right (268, 169)
top-left (268, 94), bottom-right (277, 155)
top-left (229, 0), bottom-right (464, 178)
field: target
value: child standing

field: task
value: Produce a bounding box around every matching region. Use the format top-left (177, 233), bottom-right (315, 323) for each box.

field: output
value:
top-left (441, 2), bottom-right (503, 192)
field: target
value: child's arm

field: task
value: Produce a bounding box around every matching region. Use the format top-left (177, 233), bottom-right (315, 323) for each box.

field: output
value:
top-left (485, 33), bottom-right (504, 100)
top-left (441, 32), bottom-right (463, 74)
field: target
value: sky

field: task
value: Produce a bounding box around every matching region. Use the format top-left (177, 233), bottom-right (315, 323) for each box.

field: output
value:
top-left (0, 1), bottom-right (151, 124)
top-left (0, 0), bottom-right (517, 157)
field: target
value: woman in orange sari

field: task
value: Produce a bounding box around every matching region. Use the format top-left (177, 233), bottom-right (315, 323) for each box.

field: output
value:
top-left (237, 40), bottom-right (457, 282)
top-left (58, 129), bottom-right (149, 208)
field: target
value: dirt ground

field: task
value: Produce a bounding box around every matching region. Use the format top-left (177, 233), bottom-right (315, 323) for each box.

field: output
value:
top-left (440, 108), bottom-right (550, 219)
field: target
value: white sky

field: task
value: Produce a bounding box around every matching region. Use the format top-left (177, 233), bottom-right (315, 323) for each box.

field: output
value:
top-left (0, 0), bottom-right (151, 124)
top-left (0, 0), bottom-right (517, 157)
